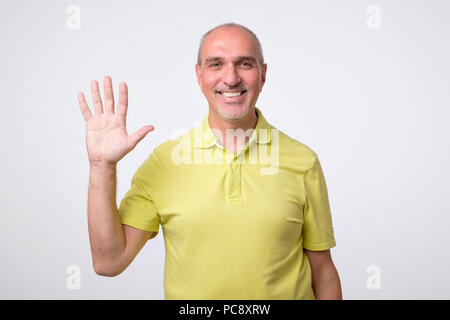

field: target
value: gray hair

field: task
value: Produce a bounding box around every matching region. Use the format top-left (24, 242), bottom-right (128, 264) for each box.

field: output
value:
top-left (197, 22), bottom-right (265, 67)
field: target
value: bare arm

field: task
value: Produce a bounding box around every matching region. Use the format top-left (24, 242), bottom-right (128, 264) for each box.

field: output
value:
top-left (88, 165), bottom-right (155, 276)
top-left (78, 76), bottom-right (155, 276)
top-left (304, 249), bottom-right (342, 300)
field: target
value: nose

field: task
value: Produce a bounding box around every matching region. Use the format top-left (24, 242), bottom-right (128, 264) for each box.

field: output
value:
top-left (223, 63), bottom-right (241, 87)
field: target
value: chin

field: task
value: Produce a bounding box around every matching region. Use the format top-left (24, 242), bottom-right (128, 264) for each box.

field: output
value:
top-left (216, 104), bottom-right (251, 121)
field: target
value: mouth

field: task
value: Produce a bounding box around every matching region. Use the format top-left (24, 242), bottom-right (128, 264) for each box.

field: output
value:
top-left (215, 90), bottom-right (248, 103)
top-left (216, 90), bottom-right (247, 97)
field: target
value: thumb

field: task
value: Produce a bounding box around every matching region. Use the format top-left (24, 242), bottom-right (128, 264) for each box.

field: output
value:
top-left (128, 125), bottom-right (155, 149)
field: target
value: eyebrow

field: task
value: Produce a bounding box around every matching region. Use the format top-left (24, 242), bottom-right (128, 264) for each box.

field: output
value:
top-left (204, 56), bottom-right (257, 64)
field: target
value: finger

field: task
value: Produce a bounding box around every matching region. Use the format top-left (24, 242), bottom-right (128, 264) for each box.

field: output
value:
top-left (117, 82), bottom-right (128, 118)
top-left (90, 80), bottom-right (103, 115)
top-left (103, 75), bottom-right (114, 114)
top-left (77, 92), bottom-right (93, 122)
top-left (128, 125), bottom-right (155, 149)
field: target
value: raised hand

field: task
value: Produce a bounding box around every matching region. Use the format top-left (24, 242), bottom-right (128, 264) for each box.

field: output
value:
top-left (78, 76), bottom-right (154, 167)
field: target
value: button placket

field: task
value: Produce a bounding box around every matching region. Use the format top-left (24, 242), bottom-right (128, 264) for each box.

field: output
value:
top-left (228, 159), bottom-right (241, 200)
top-left (222, 138), bottom-right (254, 202)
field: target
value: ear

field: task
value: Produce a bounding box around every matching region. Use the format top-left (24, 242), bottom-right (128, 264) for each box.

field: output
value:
top-left (195, 64), bottom-right (202, 87)
top-left (260, 63), bottom-right (267, 91)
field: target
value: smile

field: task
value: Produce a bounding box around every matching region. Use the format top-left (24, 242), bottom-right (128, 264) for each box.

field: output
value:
top-left (216, 90), bottom-right (247, 97)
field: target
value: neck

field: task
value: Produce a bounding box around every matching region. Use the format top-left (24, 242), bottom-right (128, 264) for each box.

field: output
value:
top-left (208, 106), bottom-right (258, 154)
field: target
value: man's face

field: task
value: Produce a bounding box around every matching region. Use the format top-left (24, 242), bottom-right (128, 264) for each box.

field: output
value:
top-left (195, 27), bottom-right (267, 121)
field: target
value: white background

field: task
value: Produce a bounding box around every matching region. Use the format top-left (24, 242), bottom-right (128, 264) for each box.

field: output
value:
top-left (1, 0), bottom-right (449, 299)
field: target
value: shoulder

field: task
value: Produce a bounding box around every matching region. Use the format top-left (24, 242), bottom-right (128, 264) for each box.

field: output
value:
top-left (276, 128), bottom-right (318, 171)
top-left (146, 128), bottom-right (197, 167)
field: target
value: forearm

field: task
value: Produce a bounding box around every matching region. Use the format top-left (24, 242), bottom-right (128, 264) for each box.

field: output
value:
top-left (311, 265), bottom-right (342, 300)
top-left (88, 165), bottom-right (126, 271)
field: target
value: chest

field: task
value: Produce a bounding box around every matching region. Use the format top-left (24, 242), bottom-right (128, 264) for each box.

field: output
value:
top-left (158, 163), bottom-right (306, 245)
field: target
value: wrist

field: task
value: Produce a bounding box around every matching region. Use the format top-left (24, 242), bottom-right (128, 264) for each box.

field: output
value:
top-left (89, 158), bottom-right (116, 167)
top-left (89, 162), bottom-right (117, 171)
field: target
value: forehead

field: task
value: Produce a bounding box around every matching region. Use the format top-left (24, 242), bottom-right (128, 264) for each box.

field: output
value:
top-left (201, 27), bottom-right (258, 61)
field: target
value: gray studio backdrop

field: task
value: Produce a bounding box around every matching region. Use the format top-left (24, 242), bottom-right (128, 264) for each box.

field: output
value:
top-left (1, 0), bottom-right (449, 299)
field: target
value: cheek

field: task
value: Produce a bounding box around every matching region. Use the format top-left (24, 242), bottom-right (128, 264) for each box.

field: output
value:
top-left (201, 73), bottom-right (220, 91)
top-left (242, 72), bottom-right (261, 89)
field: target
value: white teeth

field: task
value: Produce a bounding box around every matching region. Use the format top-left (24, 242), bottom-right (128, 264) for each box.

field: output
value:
top-left (222, 91), bottom-right (243, 97)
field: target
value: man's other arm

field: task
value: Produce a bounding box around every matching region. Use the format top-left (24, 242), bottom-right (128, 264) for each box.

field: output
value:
top-left (304, 249), bottom-right (342, 299)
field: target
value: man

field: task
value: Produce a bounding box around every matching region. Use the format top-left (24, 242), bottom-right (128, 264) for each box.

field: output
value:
top-left (78, 22), bottom-right (342, 300)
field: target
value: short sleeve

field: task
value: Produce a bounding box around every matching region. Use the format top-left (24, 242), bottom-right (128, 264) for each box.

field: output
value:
top-left (118, 152), bottom-right (161, 240)
top-left (302, 155), bottom-right (336, 251)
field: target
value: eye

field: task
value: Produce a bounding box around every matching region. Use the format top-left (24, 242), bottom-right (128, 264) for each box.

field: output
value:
top-left (240, 61), bottom-right (253, 68)
top-left (209, 62), bottom-right (222, 68)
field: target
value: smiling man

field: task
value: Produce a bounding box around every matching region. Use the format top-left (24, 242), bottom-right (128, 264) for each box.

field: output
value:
top-left (195, 24), bottom-right (266, 154)
top-left (78, 22), bottom-right (342, 300)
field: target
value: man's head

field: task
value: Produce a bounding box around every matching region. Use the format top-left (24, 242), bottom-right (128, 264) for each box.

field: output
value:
top-left (195, 23), bottom-right (267, 122)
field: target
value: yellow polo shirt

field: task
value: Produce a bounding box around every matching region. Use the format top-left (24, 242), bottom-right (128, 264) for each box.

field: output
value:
top-left (118, 108), bottom-right (336, 300)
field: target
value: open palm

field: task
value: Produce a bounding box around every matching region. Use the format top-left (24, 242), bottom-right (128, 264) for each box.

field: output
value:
top-left (78, 76), bottom-right (154, 167)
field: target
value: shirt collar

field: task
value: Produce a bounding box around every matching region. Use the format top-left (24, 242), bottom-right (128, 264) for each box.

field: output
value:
top-left (194, 107), bottom-right (272, 149)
